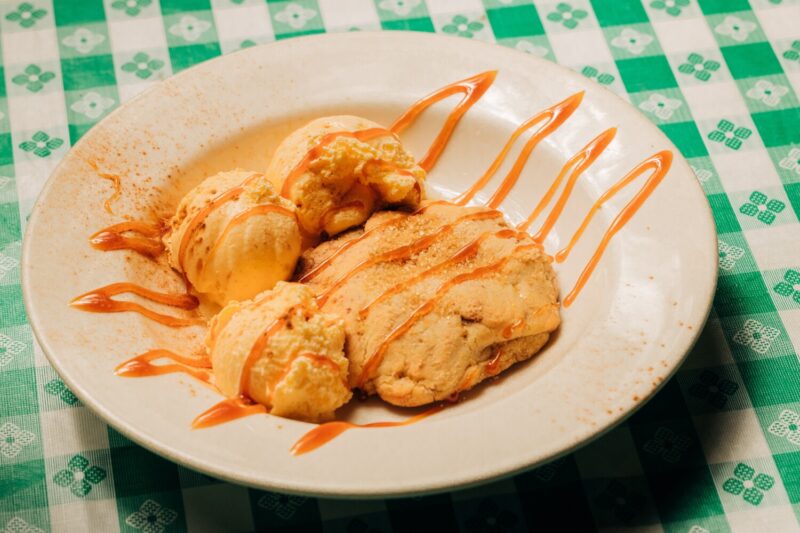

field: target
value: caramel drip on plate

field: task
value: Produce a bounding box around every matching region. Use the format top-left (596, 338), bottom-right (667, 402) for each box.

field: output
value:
top-left (70, 282), bottom-right (202, 327)
top-left (98, 172), bottom-right (122, 215)
top-left (192, 397), bottom-right (267, 429)
top-left (280, 128), bottom-right (394, 198)
top-left (558, 151), bottom-right (673, 307)
top-left (177, 172), bottom-right (262, 271)
top-left (315, 209), bottom-right (503, 306)
top-left (201, 204), bottom-right (296, 273)
top-left (455, 91), bottom-right (584, 207)
top-left (391, 71), bottom-right (497, 172)
top-left (115, 349), bottom-right (212, 383)
top-left (517, 128), bottom-right (617, 235)
top-left (297, 201), bottom-right (450, 283)
top-left (357, 243), bottom-right (540, 388)
top-left (290, 404), bottom-right (445, 456)
top-left (89, 221), bottom-right (166, 258)
top-left (358, 228), bottom-right (527, 319)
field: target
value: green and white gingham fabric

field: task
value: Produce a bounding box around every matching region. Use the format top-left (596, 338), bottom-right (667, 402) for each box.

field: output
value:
top-left (1, 0), bottom-right (800, 531)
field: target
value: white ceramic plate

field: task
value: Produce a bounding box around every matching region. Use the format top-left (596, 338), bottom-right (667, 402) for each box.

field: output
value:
top-left (22, 32), bottom-right (717, 498)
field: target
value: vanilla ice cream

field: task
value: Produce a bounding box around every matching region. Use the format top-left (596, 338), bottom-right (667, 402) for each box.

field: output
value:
top-left (164, 169), bottom-right (301, 307)
top-left (266, 115), bottom-right (426, 236)
top-left (206, 282), bottom-right (351, 422)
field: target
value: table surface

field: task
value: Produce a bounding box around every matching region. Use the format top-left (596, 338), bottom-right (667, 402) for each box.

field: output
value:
top-left (2, 0), bottom-right (800, 531)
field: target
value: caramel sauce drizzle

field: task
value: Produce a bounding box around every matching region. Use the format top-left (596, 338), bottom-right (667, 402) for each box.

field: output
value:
top-left (454, 91), bottom-right (584, 207)
top-left (517, 128), bottom-right (617, 235)
top-left (558, 151), bottom-right (673, 307)
top-left (70, 282), bottom-right (203, 327)
top-left (297, 201), bottom-right (449, 283)
top-left (90, 221), bottom-right (166, 258)
top-left (280, 128), bottom-right (394, 198)
top-left (239, 314), bottom-right (291, 398)
top-left (115, 349), bottom-right (212, 384)
top-left (357, 243), bottom-right (540, 388)
top-left (291, 404), bottom-right (445, 456)
top-left (391, 71), bottom-right (497, 172)
top-left (99, 172), bottom-right (122, 215)
top-left (358, 228), bottom-right (528, 319)
top-left (177, 172), bottom-right (262, 272)
top-left (192, 397), bottom-right (267, 429)
top-left (315, 209), bottom-right (503, 307)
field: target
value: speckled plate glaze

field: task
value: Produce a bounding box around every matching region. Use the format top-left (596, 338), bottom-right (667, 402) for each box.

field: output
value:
top-left (22, 32), bottom-right (717, 498)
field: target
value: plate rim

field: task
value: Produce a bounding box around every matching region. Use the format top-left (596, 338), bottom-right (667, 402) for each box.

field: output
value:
top-left (21, 30), bottom-right (719, 498)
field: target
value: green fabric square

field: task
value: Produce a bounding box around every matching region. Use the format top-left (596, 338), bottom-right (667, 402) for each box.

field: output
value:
top-left (589, 0), bottom-right (649, 27)
top-left (168, 43), bottom-right (221, 73)
top-left (659, 121), bottom-right (708, 158)
top-left (486, 5), bottom-right (544, 38)
top-left (751, 109), bottom-right (800, 148)
top-left (714, 271), bottom-right (777, 317)
top-left (0, 460), bottom-right (47, 513)
top-left (0, 134), bottom-right (14, 167)
top-left (764, 268), bottom-right (800, 310)
top-left (0, 284), bottom-right (27, 327)
top-left (663, 516), bottom-right (731, 533)
top-left (0, 67), bottom-right (5, 98)
top-left (648, 467), bottom-right (724, 522)
top-left (109, 445), bottom-right (180, 497)
top-left (706, 12), bottom-right (766, 47)
top-left (716, 232), bottom-right (758, 276)
top-left (603, 24), bottom-right (662, 60)
top-left (268, 0), bottom-right (323, 34)
top-left (0, 368), bottom-right (38, 417)
top-left (785, 184), bottom-right (800, 223)
top-left (687, 156), bottom-right (724, 195)
top-left (773, 452), bottom-right (800, 503)
top-left (380, 17), bottom-right (435, 32)
top-left (373, 0), bottom-right (428, 21)
top-left (739, 356), bottom-right (800, 407)
top-left (68, 123), bottom-right (93, 144)
top-left (768, 146), bottom-right (800, 185)
top-left (616, 56), bottom-right (678, 92)
top-left (696, 0), bottom-right (751, 14)
top-left (706, 193), bottom-right (742, 234)
top-left (159, 0), bottom-right (211, 15)
top-left (720, 43), bottom-right (783, 80)
top-left (61, 55), bottom-right (116, 90)
top-left (629, 419), bottom-right (705, 472)
top-left (52, 0), bottom-right (105, 25)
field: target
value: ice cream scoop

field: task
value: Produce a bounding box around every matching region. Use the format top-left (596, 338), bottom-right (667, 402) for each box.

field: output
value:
top-left (206, 282), bottom-right (351, 422)
top-left (164, 169), bottom-right (301, 307)
top-left (266, 115), bottom-right (426, 237)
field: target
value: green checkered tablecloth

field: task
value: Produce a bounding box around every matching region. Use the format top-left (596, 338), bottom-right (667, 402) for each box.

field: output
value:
top-left (1, 0), bottom-right (800, 531)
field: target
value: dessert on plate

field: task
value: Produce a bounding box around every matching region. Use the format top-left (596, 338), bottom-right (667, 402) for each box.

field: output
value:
top-left (73, 71), bottom-right (671, 452)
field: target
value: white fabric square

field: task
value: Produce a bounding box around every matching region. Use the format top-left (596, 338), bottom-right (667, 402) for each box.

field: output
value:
top-left (651, 18), bottom-right (717, 54)
top-left (48, 500), bottom-right (121, 533)
top-left (712, 150), bottom-right (782, 194)
top-left (107, 18), bottom-right (169, 53)
top-left (319, 0), bottom-right (381, 29)
top-left (693, 411), bottom-right (771, 464)
top-left (752, 5), bottom-right (799, 41)
top-left (425, 0), bottom-right (485, 16)
top-left (39, 409), bottom-right (110, 458)
top-left (745, 224), bottom-right (800, 273)
top-left (548, 29), bottom-right (613, 65)
top-left (680, 84), bottom-right (749, 120)
top-left (2, 29), bottom-right (59, 64)
top-left (212, 4), bottom-right (274, 42)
